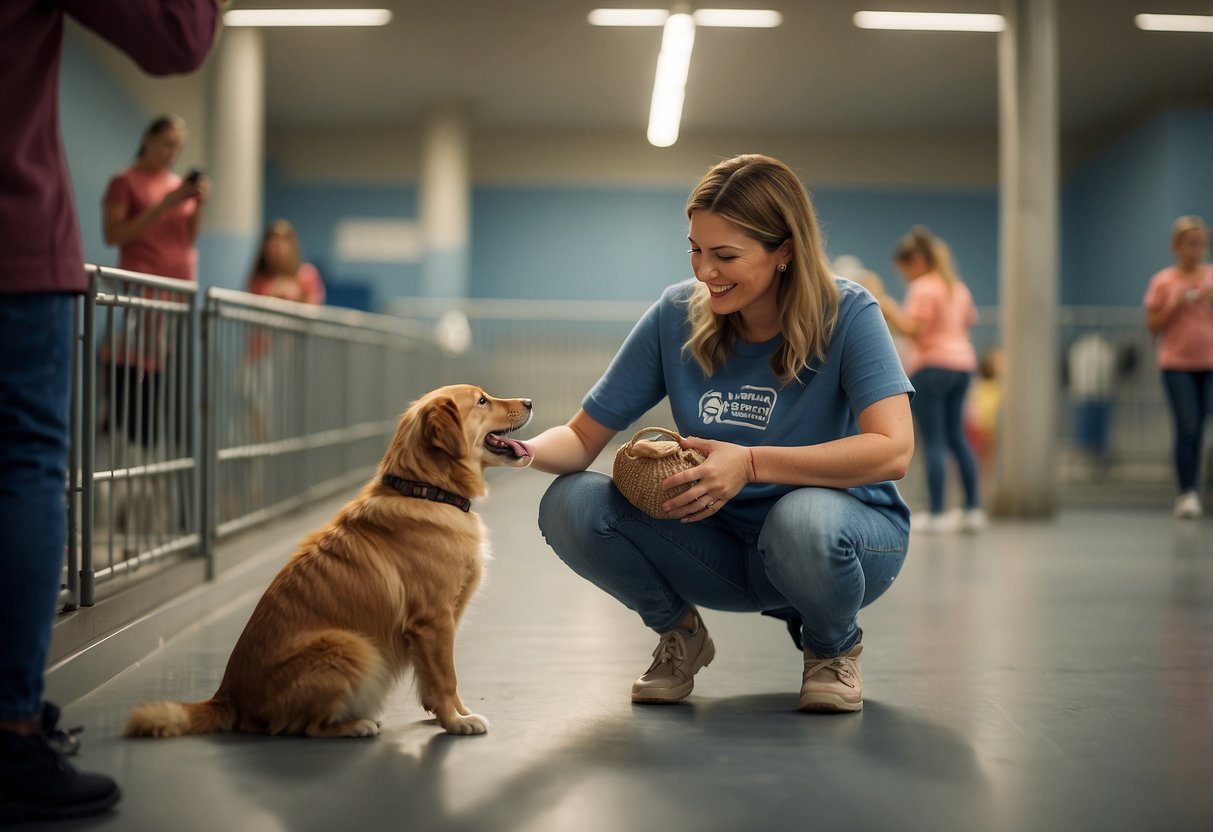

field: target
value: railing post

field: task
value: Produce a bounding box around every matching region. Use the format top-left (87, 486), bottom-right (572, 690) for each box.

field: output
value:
top-left (200, 290), bottom-right (216, 579)
top-left (79, 267), bottom-right (98, 606)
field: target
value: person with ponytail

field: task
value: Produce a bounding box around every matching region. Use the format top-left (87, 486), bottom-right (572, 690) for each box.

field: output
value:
top-left (876, 226), bottom-right (985, 534)
top-left (527, 155), bottom-right (915, 713)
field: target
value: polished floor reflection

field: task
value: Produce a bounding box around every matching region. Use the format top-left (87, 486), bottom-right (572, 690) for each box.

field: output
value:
top-left (49, 473), bottom-right (1213, 831)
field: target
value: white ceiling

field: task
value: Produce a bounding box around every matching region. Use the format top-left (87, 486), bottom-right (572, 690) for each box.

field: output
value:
top-left (242, 0), bottom-right (1213, 142)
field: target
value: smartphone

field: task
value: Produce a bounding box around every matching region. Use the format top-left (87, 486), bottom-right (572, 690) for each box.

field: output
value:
top-left (185, 168), bottom-right (202, 185)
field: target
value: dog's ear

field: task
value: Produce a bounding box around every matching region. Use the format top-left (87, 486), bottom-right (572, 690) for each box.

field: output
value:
top-left (424, 395), bottom-right (468, 460)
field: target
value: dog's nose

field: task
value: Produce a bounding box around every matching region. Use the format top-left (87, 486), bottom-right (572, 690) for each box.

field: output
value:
top-left (521, 399), bottom-right (533, 411)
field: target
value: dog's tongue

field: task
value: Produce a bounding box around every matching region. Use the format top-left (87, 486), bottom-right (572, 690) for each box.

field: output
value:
top-left (501, 436), bottom-right (532, 459)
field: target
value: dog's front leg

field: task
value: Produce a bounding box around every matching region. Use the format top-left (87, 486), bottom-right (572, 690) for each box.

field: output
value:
top-left (410, 616), bottom-right (488, 735)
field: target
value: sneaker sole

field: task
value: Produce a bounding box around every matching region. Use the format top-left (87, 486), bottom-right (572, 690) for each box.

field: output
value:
top-left (797, 694), bottom-right (863, 713)
top-left (631, 638), bottom-right (716, 704)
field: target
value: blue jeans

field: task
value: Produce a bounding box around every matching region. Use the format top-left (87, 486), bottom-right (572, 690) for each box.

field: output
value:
top-left (1161, 370), bottom-right (1211, 493)
top-left (0, 294), bottom-right (73, 721)
top-left (537, 472), bottom-right (908, 657)
top-left (910, 367), bottom-right (981, 514)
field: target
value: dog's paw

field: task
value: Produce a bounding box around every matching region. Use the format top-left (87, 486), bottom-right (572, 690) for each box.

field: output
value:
top-left (443, 713), bottom-right (489, 735)
top-left (348, 719), bottom-right (381, 737)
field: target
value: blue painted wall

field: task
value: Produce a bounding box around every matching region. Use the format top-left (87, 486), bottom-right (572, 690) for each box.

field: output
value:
top-left (59, 29), bottom-right (149, 272)
top-left (263, 162), bottom-right (420, 310)
top-left (1061, 108), bottom-right (1213, 306)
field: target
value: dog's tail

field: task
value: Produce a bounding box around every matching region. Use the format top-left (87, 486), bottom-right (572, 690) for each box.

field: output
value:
top-left (126, 697), bottom-right (236, 738)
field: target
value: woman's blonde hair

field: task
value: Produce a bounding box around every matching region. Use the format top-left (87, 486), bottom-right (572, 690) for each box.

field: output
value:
top-left (252, 219), bottom-right (302, 277)
top-left (893, 225), bottom-right (960, 290)
top-left (1171, 215), bottom-right (1209, 248)
top-left (682, 154), bottom-right (839, 386)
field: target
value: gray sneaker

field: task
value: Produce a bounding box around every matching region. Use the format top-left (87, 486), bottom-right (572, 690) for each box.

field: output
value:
top-left (799, 642), bottom-right (863, 712)
top-left (631, 617), bottom-right (715, 703)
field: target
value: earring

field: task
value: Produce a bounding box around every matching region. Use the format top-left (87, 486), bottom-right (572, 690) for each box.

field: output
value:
top-left (777, 263), bottom-right (787, 273)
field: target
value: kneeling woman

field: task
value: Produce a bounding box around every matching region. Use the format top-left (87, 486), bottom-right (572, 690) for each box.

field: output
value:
top-left (526, 155), bottom-right (914, 712)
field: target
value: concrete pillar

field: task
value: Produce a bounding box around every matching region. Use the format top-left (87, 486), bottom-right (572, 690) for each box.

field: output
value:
top-left (204, 26), bottom-right (264, 289)
top-left (993, 0), bottom-right (1059, 516)
top-left (420, 105), bottom-right (471, 300)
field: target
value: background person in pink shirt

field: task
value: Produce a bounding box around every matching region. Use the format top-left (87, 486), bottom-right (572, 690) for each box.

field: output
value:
top-left (102, 114), bottom-right (208, 282)
top-left (875, 226), bottom-right (984, 534)
top-left (1143, 215), bottom-right (1213, 520)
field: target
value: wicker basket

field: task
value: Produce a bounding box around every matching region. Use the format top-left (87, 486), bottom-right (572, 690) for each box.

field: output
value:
top-left (612, 427), bottom-right (705, 519)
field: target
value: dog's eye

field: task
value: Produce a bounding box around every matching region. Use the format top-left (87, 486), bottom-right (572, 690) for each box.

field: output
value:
top-left (477, 396), bottom-right (487, 406)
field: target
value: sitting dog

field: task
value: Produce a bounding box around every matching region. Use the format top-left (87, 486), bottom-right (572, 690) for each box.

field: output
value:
top-left (126, 385), bottom-right (533, 738)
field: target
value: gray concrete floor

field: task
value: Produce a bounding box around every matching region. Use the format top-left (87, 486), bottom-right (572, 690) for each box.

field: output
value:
top-left (42, 472), bottom-right (1213, 832)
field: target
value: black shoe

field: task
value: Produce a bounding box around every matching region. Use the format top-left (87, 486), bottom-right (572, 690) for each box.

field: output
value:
top-left (0, 727), bottom-right (120, 825)
top-left (41, 701), bottom-right (81, 757)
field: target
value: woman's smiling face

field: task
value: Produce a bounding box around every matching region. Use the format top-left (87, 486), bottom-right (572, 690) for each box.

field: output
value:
top-left (688, 210), bottom-right (789, 324)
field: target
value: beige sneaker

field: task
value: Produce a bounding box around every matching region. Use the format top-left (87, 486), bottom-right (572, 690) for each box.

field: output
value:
top-left (631, 615), bottom-right (715, 703)
top-left (799, 642), bottom-right (863, 712)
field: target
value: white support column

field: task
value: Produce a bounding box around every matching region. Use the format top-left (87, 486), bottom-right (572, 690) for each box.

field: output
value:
top-left (994, 0), bottom-right (1059, 516)
top-left (205, 27), bottom-right (264, 288)
top-left (420, 105), bottom-right (471, 300)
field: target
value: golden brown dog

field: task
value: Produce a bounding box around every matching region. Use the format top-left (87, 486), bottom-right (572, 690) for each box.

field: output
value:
top-left (126, 384), bottom-right (533, 738)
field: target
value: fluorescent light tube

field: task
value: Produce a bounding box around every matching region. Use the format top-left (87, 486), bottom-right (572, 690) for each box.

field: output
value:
top-left (223, 8), bottom-right (393, 27)
top-left (647, 13), bottom-right (696, 147)
top-left (588, 8), bottom-right (670, 26)
top-left (853, 11), bottom-right (1005, 32)
top-left (590, 8), bottom-right (782, 28)
top-left (693, 9), bottom-right (782, 28)
top-left (1135, 14), bottom-right (1213, 33)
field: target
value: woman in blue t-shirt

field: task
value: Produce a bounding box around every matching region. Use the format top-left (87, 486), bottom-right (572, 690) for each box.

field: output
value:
top-left (527, 154), bottom-right (914, 713)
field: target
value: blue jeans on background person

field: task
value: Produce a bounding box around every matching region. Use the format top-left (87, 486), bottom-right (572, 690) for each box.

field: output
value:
top-left (538, 471), bottom-right (908, 658)
top-left (909, 367), bottom-right (981, 515)
top-left (0, 294), bottom-right (72, 722)
top-left (1161, 370), bottom-right (1211, 493)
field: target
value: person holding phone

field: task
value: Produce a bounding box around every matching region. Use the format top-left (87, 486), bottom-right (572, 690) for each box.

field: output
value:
top-left (103, 114), bottom-right (208, 282)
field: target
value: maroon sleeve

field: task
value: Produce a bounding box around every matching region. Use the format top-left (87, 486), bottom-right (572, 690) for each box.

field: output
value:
top-left (62, 0), bottom-right (220, 76)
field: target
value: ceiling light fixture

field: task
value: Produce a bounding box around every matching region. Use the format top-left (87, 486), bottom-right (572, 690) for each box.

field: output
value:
top-left (589, 8), bottom-right (782, 28)
top-left (647, 12), bottom-right (696, 147)
top-left (853, 11), bottom-right (1005, 32)
top-left (223, 8), bottom-right (392, 27)
top-left (591, 8), bottom-right (782, 147)
top-left (1135, 13), bottom-right (1213, 33)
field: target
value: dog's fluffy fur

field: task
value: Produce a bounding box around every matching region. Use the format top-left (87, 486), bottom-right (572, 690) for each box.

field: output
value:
top-left (126, 385), bottom-right (532, 738)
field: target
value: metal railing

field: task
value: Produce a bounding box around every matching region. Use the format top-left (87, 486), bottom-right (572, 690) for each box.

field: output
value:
top-left (64, 266), bottom-right (200, 610)
top-left (201, 289), bottom-right (455, 554)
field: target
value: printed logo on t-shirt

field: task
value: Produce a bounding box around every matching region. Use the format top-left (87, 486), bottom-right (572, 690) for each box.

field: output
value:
top-left (698, 386), bottom-right (778, 430)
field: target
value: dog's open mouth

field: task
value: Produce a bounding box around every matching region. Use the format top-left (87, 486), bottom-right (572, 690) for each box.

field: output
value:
top-left (484, 429), bottom-right (532, 461)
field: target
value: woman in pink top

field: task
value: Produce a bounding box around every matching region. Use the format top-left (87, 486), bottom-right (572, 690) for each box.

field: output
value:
top-left (244, 220), bottom-right (326, 442)
top-left (1143, 215), bottom-right (1213, 519)
top-left (876, 226), bottom-right (984, 533)
top-left (102, 114), bottom-right (207, 282)
top-left (100, 115), bottom-right (209, 447)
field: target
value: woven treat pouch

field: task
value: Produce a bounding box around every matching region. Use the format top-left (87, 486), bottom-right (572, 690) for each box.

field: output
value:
top-left (612, 427), bottom-right (705, 519)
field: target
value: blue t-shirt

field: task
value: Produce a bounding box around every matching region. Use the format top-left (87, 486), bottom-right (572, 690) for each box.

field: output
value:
top-left (584, 278), bottom-right (914, 534)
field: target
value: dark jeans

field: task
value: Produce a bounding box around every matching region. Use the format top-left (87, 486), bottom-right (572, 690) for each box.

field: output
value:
top-left (910, 367), bottom-right (981, 514)
top-left (0, 294), bottom-right (72, 721)
top-left (1161, 370), bottom-right (1211, 493)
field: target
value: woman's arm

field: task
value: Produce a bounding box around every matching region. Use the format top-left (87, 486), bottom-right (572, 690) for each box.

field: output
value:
top-left (877, 294), bottom-right (923, 339)
top-left (526, 409), bottom-right (617, 475)
top-left (660, 394), bottom-right (914, 520)
top-left (102, 182), bottom-right (197, 247)
top-left (1145, 289), bottom-right (1190, 334)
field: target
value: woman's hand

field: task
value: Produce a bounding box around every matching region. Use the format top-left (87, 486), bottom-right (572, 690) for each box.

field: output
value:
top-left (660, 437), bottom-right (755, 522)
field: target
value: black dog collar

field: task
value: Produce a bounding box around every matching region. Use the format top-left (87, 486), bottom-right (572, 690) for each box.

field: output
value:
top-left (381, 474), bottom-right (472, 512)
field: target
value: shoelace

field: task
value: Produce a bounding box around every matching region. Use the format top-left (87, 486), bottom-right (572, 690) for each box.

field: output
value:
top-left (802, 655), bottom-right (858, 688)
top-left (646, 631), bottom-right (689, 674)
